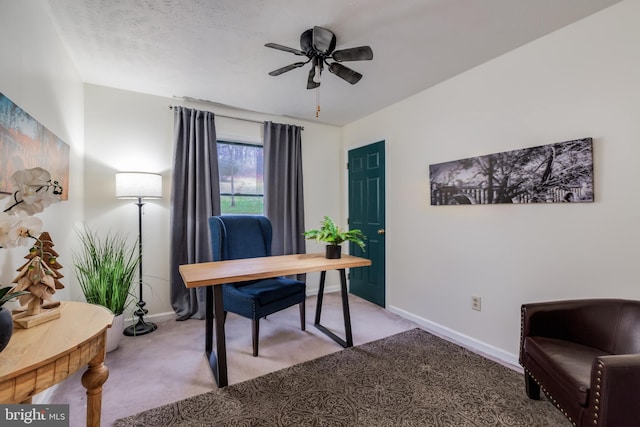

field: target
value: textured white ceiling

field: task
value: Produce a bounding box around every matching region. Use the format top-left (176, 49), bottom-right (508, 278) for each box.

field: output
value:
top-left (42, 0), bottom-right (621, 126)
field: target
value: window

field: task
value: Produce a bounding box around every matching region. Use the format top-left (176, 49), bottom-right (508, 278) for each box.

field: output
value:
top-left (217, 141), bottom-right (264, 214)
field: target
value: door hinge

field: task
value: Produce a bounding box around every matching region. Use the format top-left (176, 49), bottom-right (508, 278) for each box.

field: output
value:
top-left (346, 162), bottom-right (349, 169)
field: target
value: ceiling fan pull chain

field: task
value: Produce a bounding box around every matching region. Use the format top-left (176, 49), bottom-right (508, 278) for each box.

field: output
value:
top-left (316, 86), bottom-right (321, 118)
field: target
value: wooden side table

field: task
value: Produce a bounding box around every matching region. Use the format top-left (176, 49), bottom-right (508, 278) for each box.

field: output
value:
top-left (0, 301), bottom-right (113, 427)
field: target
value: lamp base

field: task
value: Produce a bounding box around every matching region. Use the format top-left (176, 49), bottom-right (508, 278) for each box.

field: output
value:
top-left (123, 319), bottom-right (157, 336)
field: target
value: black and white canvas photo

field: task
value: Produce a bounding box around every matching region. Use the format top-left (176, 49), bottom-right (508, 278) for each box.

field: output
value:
top-left (430, 138), bottom-right (594, 205)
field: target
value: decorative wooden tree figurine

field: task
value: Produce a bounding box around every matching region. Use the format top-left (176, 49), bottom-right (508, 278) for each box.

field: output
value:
top-left (27, 232), bottom-right (65, 292)
top-left (11, 231), bottom-right (64, 327)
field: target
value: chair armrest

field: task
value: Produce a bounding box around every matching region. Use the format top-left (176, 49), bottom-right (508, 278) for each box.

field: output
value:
top-left (588, 353), bottom-right (640, 427)
top-left (222, 284), bottom-right (256, 303)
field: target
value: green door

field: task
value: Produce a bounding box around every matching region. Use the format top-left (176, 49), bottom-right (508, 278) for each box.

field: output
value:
top-left (348, 141), bottom-right (385, 307)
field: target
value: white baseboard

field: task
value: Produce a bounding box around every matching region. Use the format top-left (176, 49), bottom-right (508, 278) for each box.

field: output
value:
top-left (387, 304), bottom-right (522, 372)
top-left (124, 285), bottom-right (343, 327)
top-left (124, 311), bottom-right (175, 327)
top-left (308, 285), bottom-right (341, 296)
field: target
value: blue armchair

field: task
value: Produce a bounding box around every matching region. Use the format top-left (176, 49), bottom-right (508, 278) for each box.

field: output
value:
top-left (208, 215), bottom-right (306, 357)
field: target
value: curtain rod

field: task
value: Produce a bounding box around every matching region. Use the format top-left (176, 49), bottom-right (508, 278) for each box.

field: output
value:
top-left (169, 105), bottom-right (303, 130)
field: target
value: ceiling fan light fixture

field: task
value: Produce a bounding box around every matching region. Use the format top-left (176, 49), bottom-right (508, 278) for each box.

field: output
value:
top-left (313, 65), bottom-right (322, 83)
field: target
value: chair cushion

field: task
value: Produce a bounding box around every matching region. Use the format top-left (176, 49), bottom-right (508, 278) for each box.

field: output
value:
top-left (232, 277), bottom-right (304, 306)
top-left (524, 336), bottom-right (608, 406)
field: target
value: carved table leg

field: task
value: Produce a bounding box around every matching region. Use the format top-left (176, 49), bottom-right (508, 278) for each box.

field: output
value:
top-left (81, 336), bottom-right (109, 427)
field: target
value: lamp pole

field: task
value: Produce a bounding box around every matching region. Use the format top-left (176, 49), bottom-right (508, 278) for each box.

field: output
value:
top-left (123, 197), bottom-right (157, 336)
top-left (116, 172), bottom-right (161, 336)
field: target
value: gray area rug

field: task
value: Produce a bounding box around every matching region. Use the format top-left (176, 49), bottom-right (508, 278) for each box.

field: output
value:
top-left (114, 328), bottom-right (569, 426)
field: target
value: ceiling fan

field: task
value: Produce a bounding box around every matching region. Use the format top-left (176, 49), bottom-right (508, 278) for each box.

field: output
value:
top-left (265, 26), bottom-right (373, 89)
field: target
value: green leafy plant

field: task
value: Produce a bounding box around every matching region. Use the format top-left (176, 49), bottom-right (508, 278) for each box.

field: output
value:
top-left (73, 227), bottom-right (139, 316)
top-left (303, 216), bottom-right (366, 250)
top-left (0, 286), bottom-right (30, 308)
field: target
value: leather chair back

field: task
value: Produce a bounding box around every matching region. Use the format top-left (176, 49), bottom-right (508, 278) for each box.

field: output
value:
top-left (527, 299), bottom-right (638, 354)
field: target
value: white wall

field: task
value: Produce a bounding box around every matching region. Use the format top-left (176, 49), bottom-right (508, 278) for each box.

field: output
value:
top-left (343, 0), bottom-right (640, 366)
top-left (0, 0), bottom-right (84, 302)
top-left (83, 84), bottom-right (343, 320)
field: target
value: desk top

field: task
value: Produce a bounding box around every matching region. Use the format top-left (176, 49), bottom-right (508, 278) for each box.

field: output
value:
top-left (179, 253), bottom-right (372, 289)
top-left (0, 301), bottom-right (113, 380)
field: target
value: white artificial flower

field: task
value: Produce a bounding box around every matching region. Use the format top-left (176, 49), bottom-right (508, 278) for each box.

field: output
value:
top-left (0, 211), bottom-right (20, 248)
top-left (7, 215), bottom-right (43, 248)
top-left (1, 167), bottom-right (61, 250)
top-left (10, 167), bottom-right (51, 191)
top-left (9, 192), bottom-right (46, 216)
top-left (5, 167), bottom-right (61, 215)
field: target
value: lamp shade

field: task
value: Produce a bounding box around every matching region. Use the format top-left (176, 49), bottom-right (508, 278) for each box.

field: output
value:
top-left (115, 172), bottom-right (162, 199)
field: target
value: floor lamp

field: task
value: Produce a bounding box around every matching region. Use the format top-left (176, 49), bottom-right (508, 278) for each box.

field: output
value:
top-left (115, 172), bottom-right (162, 336)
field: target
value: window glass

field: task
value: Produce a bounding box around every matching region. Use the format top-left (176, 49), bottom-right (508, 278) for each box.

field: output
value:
top-left (218, 141), bottom-right (264, 214)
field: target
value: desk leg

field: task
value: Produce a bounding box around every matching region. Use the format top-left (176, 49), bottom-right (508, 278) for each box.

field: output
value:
top-left (314, 271), bottom-right (327, 324)
top-left (81, 333), bottom-right (109, 427)
top-left (205, 285), bottom-right (228, 387)
top-left (314, 268), bottom-right (353, 348)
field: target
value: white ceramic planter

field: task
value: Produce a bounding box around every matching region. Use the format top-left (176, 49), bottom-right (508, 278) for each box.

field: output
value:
top-left (106, 313), bottom-right (124, 353)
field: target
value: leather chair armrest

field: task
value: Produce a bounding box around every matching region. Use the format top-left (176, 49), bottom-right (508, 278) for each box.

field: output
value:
top-left (588, 353), bottom-right (640, 427)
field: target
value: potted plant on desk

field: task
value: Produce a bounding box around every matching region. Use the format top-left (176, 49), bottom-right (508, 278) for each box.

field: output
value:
top-left (303, 216), bottom-right (366, 259)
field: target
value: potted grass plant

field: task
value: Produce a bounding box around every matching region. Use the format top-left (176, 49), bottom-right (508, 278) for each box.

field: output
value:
top-left (303, 216), bottom-right (366, 259)
top-left (73, 227), bottom-right (139, 352)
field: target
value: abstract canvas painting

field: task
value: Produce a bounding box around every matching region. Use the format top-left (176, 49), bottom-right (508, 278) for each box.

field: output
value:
top-left (430, 138), bottom-right (593, 205)
top-left (0, 92), bottom-right (69, 199)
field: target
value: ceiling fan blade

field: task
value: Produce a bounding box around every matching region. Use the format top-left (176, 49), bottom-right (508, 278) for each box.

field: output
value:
top-left (268, 62), bottom-right (307, 76)
top-left (300, 29), bottom-right (313, 55)
top-left (332, 46), bottom-right (373, 62)
top-left (307, 67), bottom-right (320, 89)
top-left (328, 63), bottom-right (363, 84)
top-left (265, 43), bottom-right (306, 56)
top-left (312, 26), bottom-right (336, 54)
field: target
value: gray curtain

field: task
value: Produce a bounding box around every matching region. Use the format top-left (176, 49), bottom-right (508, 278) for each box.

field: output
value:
top-left (170, 107), bottom-right (221, 320)
top-left (263, 121), bottom-right (306, 257)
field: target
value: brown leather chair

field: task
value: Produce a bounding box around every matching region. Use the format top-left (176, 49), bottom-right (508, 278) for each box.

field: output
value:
top-left (520, 299), bottom-right (640, 427)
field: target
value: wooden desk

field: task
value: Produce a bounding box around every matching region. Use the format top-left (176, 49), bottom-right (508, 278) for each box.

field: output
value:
top-left (179, 253), bottom-right (371, 387)
top-left (0, 301), bottom-right (113, 427)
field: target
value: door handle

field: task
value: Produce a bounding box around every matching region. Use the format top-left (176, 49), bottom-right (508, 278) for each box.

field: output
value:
top-left (377, 228), bottom-right (385, 235)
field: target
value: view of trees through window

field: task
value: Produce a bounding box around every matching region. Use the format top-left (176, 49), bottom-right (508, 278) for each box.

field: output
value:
top-left (218, 141), bottom-right (264, 214)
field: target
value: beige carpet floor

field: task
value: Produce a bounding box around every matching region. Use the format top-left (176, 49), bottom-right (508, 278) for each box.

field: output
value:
top-left (46, 292), bottom-right (419, 426)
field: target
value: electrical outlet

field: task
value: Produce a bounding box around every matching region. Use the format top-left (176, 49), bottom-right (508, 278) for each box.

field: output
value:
top-left (472, 296), bottom-right (482, 311)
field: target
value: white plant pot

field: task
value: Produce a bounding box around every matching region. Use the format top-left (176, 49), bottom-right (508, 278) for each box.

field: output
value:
top-left (106, 313), bottom-right (125, 353)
